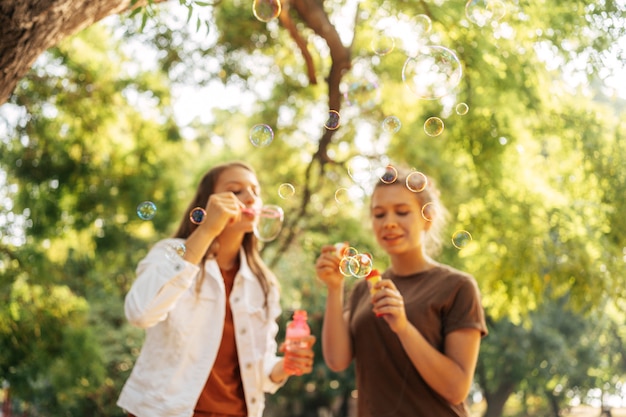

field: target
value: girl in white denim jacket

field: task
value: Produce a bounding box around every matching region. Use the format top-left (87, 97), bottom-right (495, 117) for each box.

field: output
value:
top-left (117, 161), bottom-right (316, 417)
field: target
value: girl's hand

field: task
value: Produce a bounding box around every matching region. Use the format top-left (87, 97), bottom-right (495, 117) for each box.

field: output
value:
top-left (371, 280), bottom-right (408, 334)
top-left (202, 192), bottom-right (246, 234)
top-left (315, 244), bottom-right (346, 290)
top-left (279, 335), bottom-right (317, 376)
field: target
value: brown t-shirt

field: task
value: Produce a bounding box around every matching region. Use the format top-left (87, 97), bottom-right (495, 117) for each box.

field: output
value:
top-left (194, 265), bottom-right (247, 417)
top-left (347, 265), bottom-right (488, 417)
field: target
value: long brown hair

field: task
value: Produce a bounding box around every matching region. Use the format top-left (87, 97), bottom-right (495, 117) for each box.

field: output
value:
top-left (173, 161), bottom-right (274, 304)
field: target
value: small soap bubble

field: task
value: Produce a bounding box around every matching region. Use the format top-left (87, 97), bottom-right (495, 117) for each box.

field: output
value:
top-left (349, 253), bottom-right (373, 278)
top-left (424, 117), bottom-right (445, 137)
top-left (379, 165), bottom-right (398, 184)
top-left (278, 183), bottom-right (296, 199)
top-left (402, 46), bottom-right (462, 100)
top-left (165, 242), bottom-right (186, 261)
top-left (342, 246), bottom-right (359, 258)
top-left (413, 14), bottom-right (432, 36)
top-left (382, 116), bottom-right (402, 133)
top-left (249, 124), bottom-right (274, 147)
top-left (254, 204), bottom-right (284, 242)
top-left (452, 230), bottom-right (473, 249)
top-left (465, 0), bottom-right (506, 27)
top-left (347, 156), bottom-right (372, 184)
top-left (371, 31), bottom-right (395, 56)
top-left (406, 171), bottom-right (428, 192)
top-left (421, 202), bottom-right (435, 222)
top-left (334, 187), bottom-right (351, 205)
top-left (342, 78), bottom-right (381, 110)
top-left (339, 256), bottom-right (360, 277)
top-left (137, 201), bottom-right (157, 220)
top-left (455, 102), bottom-right (469, 115)
top-left (252, 0), bottom-right (282, 22)
top-left (189, 207), bottom-right (206, 225)
top-left (325, 110), bottom-right (341, 130)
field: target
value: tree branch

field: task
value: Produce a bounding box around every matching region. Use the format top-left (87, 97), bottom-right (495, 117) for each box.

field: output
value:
top-left (0, 0), bottom-right (164, 105)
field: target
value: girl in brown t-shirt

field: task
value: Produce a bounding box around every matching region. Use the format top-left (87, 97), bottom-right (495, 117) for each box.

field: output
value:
top-left (315, 165), bottom-right (488, 417)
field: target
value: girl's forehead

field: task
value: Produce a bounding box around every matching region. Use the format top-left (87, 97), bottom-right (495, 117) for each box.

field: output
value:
top-left (218, 166), bottom-right (259, 186)
top-left (371, 183), bottom-right (417, 205)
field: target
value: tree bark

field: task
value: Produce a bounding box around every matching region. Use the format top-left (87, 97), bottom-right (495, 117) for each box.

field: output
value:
top-left (482, 382), bottom-right (516, 417)
top-left (0, 0), bottom-right (161, 106)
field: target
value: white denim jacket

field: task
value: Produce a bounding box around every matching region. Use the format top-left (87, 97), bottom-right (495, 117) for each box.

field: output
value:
top-left (117, 238), bottom-right (285, 417)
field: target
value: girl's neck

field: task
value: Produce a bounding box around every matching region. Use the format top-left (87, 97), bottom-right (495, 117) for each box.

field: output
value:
top-left (214, 232), bottom-right (244, 271)
top-left (389, 252), bottom-right (438, 276)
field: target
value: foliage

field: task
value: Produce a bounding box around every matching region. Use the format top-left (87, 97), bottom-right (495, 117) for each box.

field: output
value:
top-left (0, 0), bottom-right (625, 416)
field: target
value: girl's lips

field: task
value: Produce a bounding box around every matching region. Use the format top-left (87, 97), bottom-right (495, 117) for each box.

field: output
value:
top-left (383, 234), bottom-right (403, 241)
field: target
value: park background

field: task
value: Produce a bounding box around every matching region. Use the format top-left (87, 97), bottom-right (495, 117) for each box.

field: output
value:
top-left (1, 0), bottom-right (625, 416)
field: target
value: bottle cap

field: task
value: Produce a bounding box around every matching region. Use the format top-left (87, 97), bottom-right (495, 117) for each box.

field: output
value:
top-left (365, 269), bottom-right (381, 280)
top-left (293, 309), bottom-right (308, 320)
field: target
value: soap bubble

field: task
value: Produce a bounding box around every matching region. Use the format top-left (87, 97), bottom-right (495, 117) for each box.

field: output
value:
top-left (406, 171), bottom-right (428, 192)
top-left (165, 242), bottom-right (186, 261)
top-left (382, 116), bottom-right (402, 133)
top-left (452, 230), bottom-right (473, 249)
top-left (421, 202), bottom-right (435, 222)
top-left (424, 117), bottom-right (445, 137)
top-left (254, 204), bottom-right (284, 242)
top-left (455, 102), bottom-right (470, 115)
top-left (189, 207), bottom-right (207, 225)
top-left (378, 165), bottom-right (398, 184)
top-left (278, 183), bottom-right (296, 199)
top-left (252, 0), bottom-right (282, 22)
top-left (465, 0), bottom-right (506, 27)
top-left (349, 253), bottom-right (373, 278)
top-left (339, 256), bottom-right (360, 277)
top-left (412, 14), bottom-right (432, 36)
top-left (347, 156), bottom-right (372, 184)
top-left (325, 110), bottom-right (341, 130)
top-left (137, 201), bottom-right (157, 220)
top-left (249, 124), bottom-right (274, 147)
top-left (342, 78), bottom-right (380, 110)
top-left (402, 46), bottom-right (462, 100)
top-left (371, 31), bottom-right (395, 56)
top-left (334, 187), bottom-right (351, 205)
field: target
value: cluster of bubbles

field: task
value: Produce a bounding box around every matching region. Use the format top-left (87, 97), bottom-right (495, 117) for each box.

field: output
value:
top-left (336, 244), bottom-right (374, 278)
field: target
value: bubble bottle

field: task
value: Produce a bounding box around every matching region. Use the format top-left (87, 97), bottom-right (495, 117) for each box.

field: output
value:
top-left (284, 310), bottom-right (311, 375)
top-left (366, 268), bottom-right (382, 295)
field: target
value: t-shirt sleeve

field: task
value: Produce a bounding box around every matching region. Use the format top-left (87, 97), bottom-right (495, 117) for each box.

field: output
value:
top-left (443, 276), bottom-right (488, 337)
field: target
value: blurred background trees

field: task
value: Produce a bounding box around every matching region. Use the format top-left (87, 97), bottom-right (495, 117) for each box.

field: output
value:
top-left (1, 0), bottom-right (625, 416)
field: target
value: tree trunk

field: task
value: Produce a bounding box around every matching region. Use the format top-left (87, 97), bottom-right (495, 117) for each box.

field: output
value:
top-left (0, 0), bottom-right (162, 106)
top-left (482, 382), bottom-right (516, 417)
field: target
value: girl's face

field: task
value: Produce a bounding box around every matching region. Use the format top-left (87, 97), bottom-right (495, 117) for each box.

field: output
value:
top-left (215, 165), bottom-right (262, 231)
top-left (370, 183), bottom-right (430, 255)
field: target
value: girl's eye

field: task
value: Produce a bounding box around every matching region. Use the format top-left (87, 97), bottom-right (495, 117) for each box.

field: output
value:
top-left (373, 212), bottom-right (385, 219)
top-left (397, 211), bottom-right (410, 216)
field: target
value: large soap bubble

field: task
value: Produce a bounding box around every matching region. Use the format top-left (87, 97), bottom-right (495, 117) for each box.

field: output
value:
top-left (402, 45), bottom-right (462, 100)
